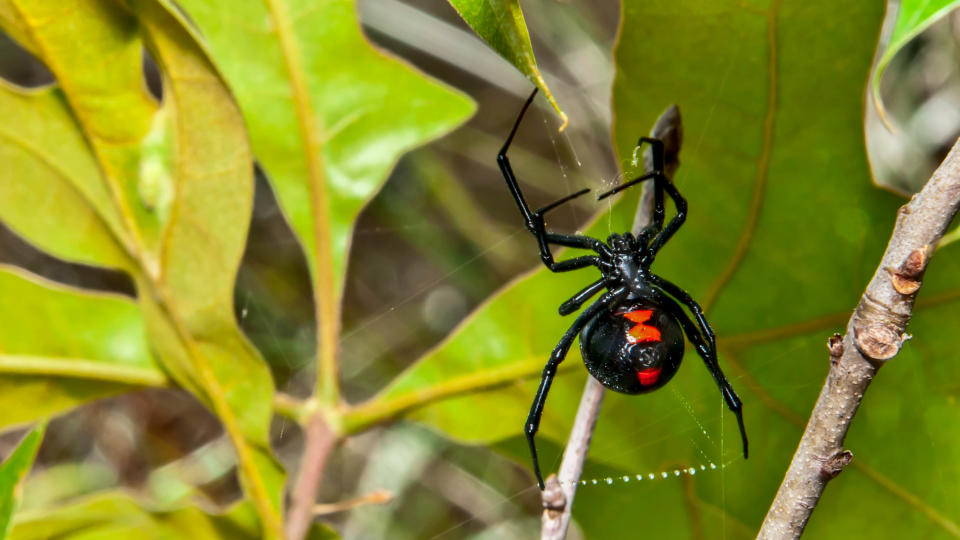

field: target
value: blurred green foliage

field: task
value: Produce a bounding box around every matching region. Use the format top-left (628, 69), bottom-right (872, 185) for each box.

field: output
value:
top-left (873, 0), bottom-right (960, 119)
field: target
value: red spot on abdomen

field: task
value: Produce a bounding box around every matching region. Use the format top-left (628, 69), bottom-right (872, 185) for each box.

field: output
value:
top-left (622, 309), bottom-right (662, 344)
top-left (637, 367), bottom-right (662, 386)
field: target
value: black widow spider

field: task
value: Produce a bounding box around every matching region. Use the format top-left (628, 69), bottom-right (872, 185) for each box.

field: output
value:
top-left (498, 90), bottom-right (748, 489)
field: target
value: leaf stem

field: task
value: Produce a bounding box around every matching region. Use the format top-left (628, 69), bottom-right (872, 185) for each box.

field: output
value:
top-left (262, 3), bottom-right (344, 536)
top-left (758, 136), bottom-right (960, 538)
top-left (0, 356), bottom-right (167, 387)
top-left (273, 392), bottom-right (309, 424)
top-left (700, 0), bottom-right (781, 313)
top-left (262, 0), bottom-right (341, 408)
top-left (312, 489), bottom-right (393, 516)
top-left (341, 359), bottom-right (575, 434)
top-left (286, 413), bottom-right (338, 540)
top-left (150, 287), bottom-right (285, 539)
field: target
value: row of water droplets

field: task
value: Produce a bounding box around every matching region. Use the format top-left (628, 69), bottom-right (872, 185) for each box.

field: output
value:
top-left (562, 461), bottom-right (728, 488)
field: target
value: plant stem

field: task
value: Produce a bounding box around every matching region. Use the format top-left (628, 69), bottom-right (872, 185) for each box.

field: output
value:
top-left (286, 412), bottom-right (338, 540)
top-left (758, 137), bottom-right (960, 538)
top-left (540, 376), bottom-right (605, 539)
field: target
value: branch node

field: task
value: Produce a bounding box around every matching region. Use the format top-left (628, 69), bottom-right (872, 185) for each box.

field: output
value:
top-left (827, 333), bottom-right (843, 364)
top-left (888, 270), bottom-right (922, 295)
top-left (542, 475), bottom-right (566, 515)
top-left (819, 450), bottom-right (853, 480)
top-left (886, 245), bottom-right (930, 295)
top-left (853, 323), bottom-right (902, 361)
top-left (899, 245), bottom-right (930, 277)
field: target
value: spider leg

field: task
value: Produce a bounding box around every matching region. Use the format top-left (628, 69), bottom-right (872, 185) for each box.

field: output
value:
top-left (646, 274), bottom-right (716, 353)
top-left (638, 137), bottom-right (667, 231)
top-left (597, 137), bottom-right (689, 259)
top-left (653, 290), bottom-right (748, 459)
top-left (639, 137), bottom-right (666, 174)
top-left (545, 233), bottom-right (612, 257)
top-left (558, 278), bottom-right (607, 316)
top-left (596, 171), bottom-right (663, 202)
top-left (596, 137), bottom-right (668, 230)
top-left (498, 89), bottom-right (541, 228)
top-left (597, 169), bottom-right (686, 261)
top-left (499, 89), bottom-right (611, 269)
top-left (647, 178), bottom-right (687, 256)
top-left (653, 174), bottom-right (666, 232)
top-left (531, 193), bottom-right (612, 270)
top-left (548, 255), bottom-right (605, 272)
top-left (526, 287), bottom-right (627, 489)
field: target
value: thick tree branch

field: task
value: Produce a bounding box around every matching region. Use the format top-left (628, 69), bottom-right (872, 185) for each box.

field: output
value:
top-left (758, 137), bottom-right (960, 538)
top-left (541, 105), bottom-right (683, 539)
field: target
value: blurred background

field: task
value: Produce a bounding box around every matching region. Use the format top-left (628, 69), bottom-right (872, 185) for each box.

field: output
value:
top-left (0, 0), bottom-right (958, 538)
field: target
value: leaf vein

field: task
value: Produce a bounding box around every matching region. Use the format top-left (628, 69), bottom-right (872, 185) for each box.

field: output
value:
top-left (701, 1), bottom-right (781, 313)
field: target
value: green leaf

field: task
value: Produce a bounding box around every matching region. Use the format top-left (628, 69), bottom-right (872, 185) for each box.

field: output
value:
top-left (19, 462), bottom-right (115, 513)
top-left (871, 0), bottom-right (960, 121)
top-left (11, 490), bottom-right (342, 540)
top-left (445, 0), bottom-right (566, 127)
top-left (0, 81), bottom-right (133, 270)
top-left (12, 493), bottom-right (261, 540)
top-left (0, 423), bottom-right (44, 539)
top-left (360, 0), bottom-right (960, 536)
top-left (172, 0), bottom-right (475, 405)
top-left (0, 267), bottom-right (164, 430)
top-left (0, 1), bottom-right (284, 534)
top-left (0, 0), bottom-right (163, 262)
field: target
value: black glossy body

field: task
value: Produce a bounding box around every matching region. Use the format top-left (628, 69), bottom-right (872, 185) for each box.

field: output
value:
top-left (580, 301), bottom-right (684, 394)
top-left (498, 89), bottom-right (748, 489)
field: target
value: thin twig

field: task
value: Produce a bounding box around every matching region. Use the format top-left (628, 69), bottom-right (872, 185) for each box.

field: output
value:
top-left (540, 377), bottom-right (606, 539)
top-left (758, 137), bottom-right (960, 538)
top-left (540, 105), bottom-right (683, 539)
top-left (312, 489), bottom-right (393, 516)
top-left (286, 413), bottom-right (338, 540)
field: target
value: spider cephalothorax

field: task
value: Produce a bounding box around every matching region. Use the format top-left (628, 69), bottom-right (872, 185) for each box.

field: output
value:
top-left (498, 89), bottom-right (748, 489)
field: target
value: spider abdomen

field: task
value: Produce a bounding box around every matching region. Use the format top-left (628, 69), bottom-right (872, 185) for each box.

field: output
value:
top-left (579, 302), bottom-right (684, 394)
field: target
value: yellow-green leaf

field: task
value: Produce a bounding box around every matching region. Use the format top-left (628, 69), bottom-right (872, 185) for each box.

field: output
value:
top-left (446, 0), bottom-right (565, 126)
top-left (132, 2), bottom-right (284, 534)
top-left (11, 491), bottom-right (341, 540)
top-left (0, 267), bottom-right (163, 430)
top-left (12, 492), bottom-right (259, 540)
top-left (0, 83), bottom-right (131, 270)
top-left (0, 0), bottom-right (163, 263)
